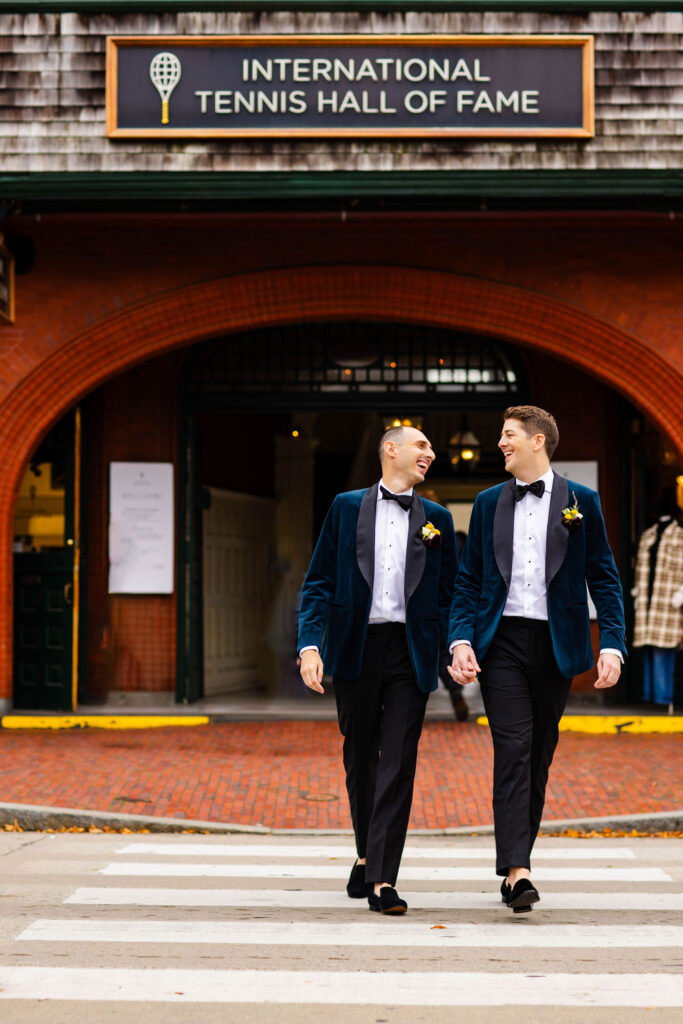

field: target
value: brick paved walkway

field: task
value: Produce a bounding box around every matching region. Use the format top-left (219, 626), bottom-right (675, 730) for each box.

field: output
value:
top-left (0, 722), bottom-right (680, 829)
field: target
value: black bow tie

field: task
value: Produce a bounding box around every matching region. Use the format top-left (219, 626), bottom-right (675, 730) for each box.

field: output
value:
top-left (513, 480), bottom-right (545, 502)
top-left (380, 486), bottom-right (413, 512)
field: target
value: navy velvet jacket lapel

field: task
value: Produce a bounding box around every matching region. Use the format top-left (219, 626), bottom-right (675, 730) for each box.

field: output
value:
top-left (355, 482), bottom-right (378, 592)
top-left (546, 472), bottom-right (569, 585)
top-left (405, 493), bottom-right (427, 604)
top-left (493, 479), bottom-right (515, 587)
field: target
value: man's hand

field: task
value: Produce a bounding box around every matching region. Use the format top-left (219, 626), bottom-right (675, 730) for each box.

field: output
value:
top-left (300, 650), bottom-right (325, 693)
top-left (447, 644), bottom-right (481, 686)
top-left (594, 652), bottom-right (621, 689)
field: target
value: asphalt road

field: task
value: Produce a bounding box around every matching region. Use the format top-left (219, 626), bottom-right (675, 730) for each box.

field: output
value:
top-left (0, 832), bottom-right (681, 1022)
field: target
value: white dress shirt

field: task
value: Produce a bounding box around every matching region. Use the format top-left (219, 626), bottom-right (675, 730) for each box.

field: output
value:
top-left (300, 480), bottom-right (412, 655)
top-left (502, 466), bottom-right (555, 620)
top-left (368, 480), bottom-right (412, 624)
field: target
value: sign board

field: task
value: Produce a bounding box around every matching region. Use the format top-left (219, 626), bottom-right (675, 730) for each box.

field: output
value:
top-left (0, 235), bottom-right (15, 324)
top-left (108, 462), bottom-right (174, 594)
top-left (107, 35), bottom-right (594, 139)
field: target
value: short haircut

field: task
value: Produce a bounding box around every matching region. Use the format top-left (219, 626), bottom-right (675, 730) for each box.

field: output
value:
top-left (379, 426), bottom-right (405, 461)
top-left (504, 405), bottom-right (560, 459)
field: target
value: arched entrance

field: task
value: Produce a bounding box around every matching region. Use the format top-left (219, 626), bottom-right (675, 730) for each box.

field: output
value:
top-left (1, 265), bottom-right (682, 703)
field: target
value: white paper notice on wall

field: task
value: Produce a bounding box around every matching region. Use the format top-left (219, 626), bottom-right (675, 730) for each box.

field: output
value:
top-left (552, 461), bottom-right (599, 493)
top-left (108, 462), bottom-right (174, 594)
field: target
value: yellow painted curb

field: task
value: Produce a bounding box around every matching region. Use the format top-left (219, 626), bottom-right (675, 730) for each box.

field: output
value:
top-left (476, 715), bottom-right (683, 735)
top-left (0, 716), bottom-right (210, 730)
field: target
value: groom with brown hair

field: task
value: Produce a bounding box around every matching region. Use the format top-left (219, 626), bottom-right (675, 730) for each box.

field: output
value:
top-left (449, 405), bottom-right (626, 913)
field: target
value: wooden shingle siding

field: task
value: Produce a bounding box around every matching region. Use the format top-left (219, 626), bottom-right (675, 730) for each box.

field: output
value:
top-left (1, 9), bottom-right (681, 172)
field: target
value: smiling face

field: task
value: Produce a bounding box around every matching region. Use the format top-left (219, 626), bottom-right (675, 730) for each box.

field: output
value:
top-left (381, 427), bottom-right (435, 490)
top-left (498, 418), bottom-right (550, 482)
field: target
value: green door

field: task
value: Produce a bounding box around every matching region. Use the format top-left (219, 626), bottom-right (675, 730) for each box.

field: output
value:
top-left (13, 551), bottom-right (74, 711)
top-left (12, 410), bottom-right (81, 712)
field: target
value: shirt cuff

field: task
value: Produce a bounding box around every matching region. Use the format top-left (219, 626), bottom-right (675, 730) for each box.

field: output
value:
top-left (299, 645), bottom-right (320, 656)
top-left (600, 648), bottom-right (624, 664)
top-left (449, 639), bottom-right (472, 654)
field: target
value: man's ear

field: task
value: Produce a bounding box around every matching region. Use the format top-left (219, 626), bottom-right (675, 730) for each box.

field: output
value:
top-left (532, 433), bottom-right (546, 452)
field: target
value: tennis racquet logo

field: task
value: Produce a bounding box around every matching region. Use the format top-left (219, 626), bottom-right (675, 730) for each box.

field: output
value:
top-left (149, 52), bottom-right (182, 125)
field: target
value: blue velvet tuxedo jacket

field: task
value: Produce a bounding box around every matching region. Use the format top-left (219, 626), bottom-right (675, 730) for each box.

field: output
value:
top-left (448, 474), bottom-right (627, 679)
top-left (297, 483), bottom-right (458, 693)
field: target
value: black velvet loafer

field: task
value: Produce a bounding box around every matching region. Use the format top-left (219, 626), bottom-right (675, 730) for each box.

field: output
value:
top-left (346, 860), bottom-right (372, 899)
top-left (369, 887), bottom-right (408, 915)
top-left (507, 878), bottom-right (540, 914)
top-left (500, 879), bottom-right (512, 904)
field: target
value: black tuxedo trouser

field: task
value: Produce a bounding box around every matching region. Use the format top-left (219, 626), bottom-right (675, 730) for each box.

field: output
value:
top-left (334, 622), bottom-right (428, 887)
top-left (480, 616), bottom-right (572, 877)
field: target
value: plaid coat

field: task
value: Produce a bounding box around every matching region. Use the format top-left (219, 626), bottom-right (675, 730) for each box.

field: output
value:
top-left (633, 520), bottom-right (683, 649)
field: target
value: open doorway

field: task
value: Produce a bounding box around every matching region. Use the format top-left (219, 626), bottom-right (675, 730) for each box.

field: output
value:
top-left (187, 408), bottom-right (514, 702)
top-left (177, 322), bottom-right (526, 702)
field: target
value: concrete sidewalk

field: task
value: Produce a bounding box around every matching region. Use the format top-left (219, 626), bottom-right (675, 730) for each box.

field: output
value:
top-left (0, 719), bottom-right (680, 833)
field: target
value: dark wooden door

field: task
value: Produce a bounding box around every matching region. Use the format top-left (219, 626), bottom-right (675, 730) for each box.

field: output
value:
top-left (12, 409), bottom-right (80, 712)
top-left (13, 551), bottom-right (74, 711)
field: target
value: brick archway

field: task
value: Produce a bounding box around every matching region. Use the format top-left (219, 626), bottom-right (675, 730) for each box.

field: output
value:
top-left (1, 264), bottom-right (681, 697)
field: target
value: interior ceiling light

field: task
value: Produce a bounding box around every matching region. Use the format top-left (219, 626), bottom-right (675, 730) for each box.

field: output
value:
top-left (327, 341), bottom-right (379, 369)
top-left (448, 417), bottom-right (482, 468)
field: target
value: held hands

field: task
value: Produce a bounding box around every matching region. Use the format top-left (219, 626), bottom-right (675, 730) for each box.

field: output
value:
top-left (447, 644), bottom-right (481, 686)
top-left (594, 652), bottom-right (622, 689)
top-left (300, 650), bottom-right (325, 693)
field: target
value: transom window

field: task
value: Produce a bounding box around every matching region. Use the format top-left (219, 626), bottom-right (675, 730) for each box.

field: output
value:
top-left (187, 322), bottom-right (524, 407)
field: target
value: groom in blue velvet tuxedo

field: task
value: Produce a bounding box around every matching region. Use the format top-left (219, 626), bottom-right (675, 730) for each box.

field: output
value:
top-left (449, 405), bottom-right (626, 914)
top-left (298, 425), bottom-right (457, 914)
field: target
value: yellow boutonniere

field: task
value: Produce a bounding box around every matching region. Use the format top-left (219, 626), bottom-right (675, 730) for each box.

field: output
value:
top-left (420, 522), bottom-right (442, 547)
top-left (561, 492), bottom-right (584, 531)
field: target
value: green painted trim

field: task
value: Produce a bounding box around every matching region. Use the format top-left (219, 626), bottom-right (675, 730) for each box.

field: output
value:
top-left (2, 171), bottom-right (682, 201)
top-left (1, 1), bottom-right (681, 11)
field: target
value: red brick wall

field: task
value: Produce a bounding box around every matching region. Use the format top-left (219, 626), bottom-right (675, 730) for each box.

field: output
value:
top-left (2, 211), bottom-right (682, 410)
top-left (84, 351), bottom-right (182, 699)
top-left (0, 211), bottom-right (681, 699)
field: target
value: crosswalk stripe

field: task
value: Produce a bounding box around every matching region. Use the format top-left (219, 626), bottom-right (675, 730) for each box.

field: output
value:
top-left (0, 968), bottom-right (680, 1006)
top-left (116, 842), bottom-right (637, 861)
top-left (5, 835), bottom-right (680, 1012)
top-left (19, 919), bottom-right (683, 948)
top-left (65, 887), bottom-right (683, 911)
top-left (99, 862), bottom-right (672, 882)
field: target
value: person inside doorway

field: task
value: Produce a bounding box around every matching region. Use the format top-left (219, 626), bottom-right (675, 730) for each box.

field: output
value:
top-left (632, 493), bottom-right (683, 713)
